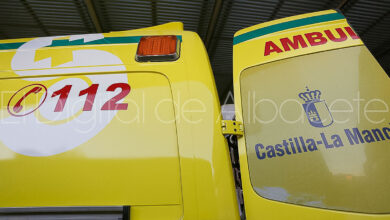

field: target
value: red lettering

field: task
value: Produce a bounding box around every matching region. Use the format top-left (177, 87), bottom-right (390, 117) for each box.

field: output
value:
top-left (305, 32), bottom-right (327, 46)
top-left (101, 83), bottom-right (130, 111)
top-left (280, 35), bottom-right (308, 51)
top-left (79, 84), bottom-right (99, 111)
top-left (52, 85), bottom-right (72, 112)
top-left (344, 27), bottom-right (360, 39)
top-left (264, 41), bottom-right (283, 56)
top-left (325, 28), bottom-right (347, 42)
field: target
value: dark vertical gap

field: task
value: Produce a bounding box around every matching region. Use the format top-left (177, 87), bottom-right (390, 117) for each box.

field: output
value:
top-left (207, 0), bottom-right (233, 101)
top-left (122, 206), bottom-right (130, 220)
top-left (197, 0), bottom-right (211, 39)
top-left (99, 0), bottom-right (111, 32)
top-left (74, 0), bottom-right (93, 33)
top-left (209, 0), bottom-right (232, 57)
top-left (151, 0), bottom-right (157, 26)
top-left (205, 0), bottom-right (223, 49)
top-left (221, 81), bottom-right (234, 104)
top-left (20, 0), bottom-right (50, 35)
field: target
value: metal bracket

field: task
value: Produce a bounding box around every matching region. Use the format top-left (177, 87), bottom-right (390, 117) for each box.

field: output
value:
top-left (221, 120), bottom-right (244, 136)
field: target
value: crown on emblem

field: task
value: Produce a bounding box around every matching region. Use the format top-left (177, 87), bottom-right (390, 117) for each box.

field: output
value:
top-left (299, 87), bottom-right (321, 103)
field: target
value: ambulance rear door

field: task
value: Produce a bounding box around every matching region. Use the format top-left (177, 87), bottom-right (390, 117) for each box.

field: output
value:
top-left (233, 10), bottom-right (390, 219)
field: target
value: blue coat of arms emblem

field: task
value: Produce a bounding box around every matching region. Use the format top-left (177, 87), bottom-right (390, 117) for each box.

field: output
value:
top-left (299, 87), bottom-right (333, 128)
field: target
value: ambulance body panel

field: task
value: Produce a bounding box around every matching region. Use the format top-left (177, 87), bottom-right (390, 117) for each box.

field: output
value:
top-left (0, 23), bottom-right (240, 220)
top-left (0, 9), bottom-right (388, 220)
top-left (234, 10), bottom-right (390, 219)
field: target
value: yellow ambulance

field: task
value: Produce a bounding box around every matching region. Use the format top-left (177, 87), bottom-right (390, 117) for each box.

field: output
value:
top-left (0, 9), bottom-right (389, 220)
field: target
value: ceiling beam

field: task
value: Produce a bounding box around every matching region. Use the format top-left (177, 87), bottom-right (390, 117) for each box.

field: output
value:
top-left (20, 0), bottom-right (49, 36)
top-left (74, 0), bottom-right (93, 33)
top-left (337, 0), bottom-right (349, 9)
top-left (205, 0), bottom-right (223, 48)
top-left (84, 0), bottom-right (103, 33)
top-left (197, 0), bottom-right (210, 38)
top-left (269, 0), bottom-right (284, 21)
top-left (208, 0), bottom-right (233, 58)
top-left (337, 0), bottom-right (357, 12)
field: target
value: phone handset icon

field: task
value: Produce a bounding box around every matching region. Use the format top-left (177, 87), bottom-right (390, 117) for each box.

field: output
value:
top-left (7, 84), bottom-right (47, 117)
top-left (12, 86), bottom-right (43, 113)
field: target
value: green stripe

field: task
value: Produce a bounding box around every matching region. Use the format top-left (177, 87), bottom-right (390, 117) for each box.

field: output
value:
top-left (48, 36), bottom-right (142, 47)
top-left (0, 42), bottom-right (25, 50)
top-left (0, 35), bottom-right (182, 50)
top-left (233, 12), bottom-right (345, 45)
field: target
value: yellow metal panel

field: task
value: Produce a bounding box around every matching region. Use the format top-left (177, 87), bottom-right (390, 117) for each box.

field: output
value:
top-left (0, 23), bottom-right (240, 220)
top-left (0, 73), bottom-right (182, 207)
top-left (130, 205), bottom-right (183, 220)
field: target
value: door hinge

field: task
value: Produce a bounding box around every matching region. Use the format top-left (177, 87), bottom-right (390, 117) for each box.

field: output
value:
top-left (221, 120), bottom-right (244, 136)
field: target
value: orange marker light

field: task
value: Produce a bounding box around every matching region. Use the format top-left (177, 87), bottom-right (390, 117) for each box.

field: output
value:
top-left (136, 35), bottom-right (180, 62)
